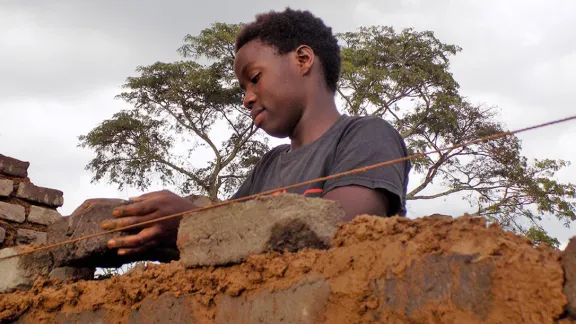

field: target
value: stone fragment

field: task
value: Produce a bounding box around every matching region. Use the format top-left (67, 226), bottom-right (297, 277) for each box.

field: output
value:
top-left (177, 193), bottom-right (345, 267)
top-left (216, 276), bottom-right (330, 324)
top-left (47, 198), bottom-right (179, 268)
top-left (0, 226), bottom-right (5, 243)
top-left (0, 201), bottom-right (25, 223)
top-left (15, 229), bottom-right (47, 245)
top-left (0, 246), bottom-right (54, 293)
top-left (27, 205), bottom-right (62, 225)
top-left (16, 182), bottom-right (64, 207)
top-left (0, 178), bottom-right (14, 196)
top-left (0, 154), bottom-right (29, 178)
top-left (48, 266), bottom-right (95, 280)
top-left (563, 237), bottom-right (576, 319)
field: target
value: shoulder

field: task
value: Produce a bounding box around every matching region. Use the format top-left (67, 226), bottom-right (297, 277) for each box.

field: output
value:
top-left (337, 115), bottom-right (405, 145)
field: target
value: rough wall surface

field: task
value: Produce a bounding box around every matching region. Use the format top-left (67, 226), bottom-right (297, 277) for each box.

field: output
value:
top-left (1, 214), bottom-right (571, 323)
top-left (0, 154), bottom-right (63, 249)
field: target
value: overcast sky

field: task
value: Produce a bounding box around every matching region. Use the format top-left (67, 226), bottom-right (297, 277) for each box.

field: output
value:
top-left (1, 0), bottom-right (574, 249)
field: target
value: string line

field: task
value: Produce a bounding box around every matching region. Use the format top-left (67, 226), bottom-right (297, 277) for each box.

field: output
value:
top-left (1, 114), bottom-right (575, 261)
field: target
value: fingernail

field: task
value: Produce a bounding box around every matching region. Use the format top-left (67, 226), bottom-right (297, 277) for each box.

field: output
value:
top-left (107, 240), bottom-right (117, 248)
top-left (118, 249), bottom-right (126, 256)
top-left (101, 221), bottom-right (115, 230)
top-left (112, 209), bottom-right (122, 217)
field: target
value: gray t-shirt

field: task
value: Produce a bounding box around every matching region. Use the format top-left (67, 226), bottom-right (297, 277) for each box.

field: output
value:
top-left (230, 114), bottom-right (411, 216)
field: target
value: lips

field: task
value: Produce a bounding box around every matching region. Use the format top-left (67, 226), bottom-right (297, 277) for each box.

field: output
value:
top-left (251, 108), bottom-right (265, 127)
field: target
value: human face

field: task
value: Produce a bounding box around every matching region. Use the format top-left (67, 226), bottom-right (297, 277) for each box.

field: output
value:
top-left (234, 40), bottom-right (305, 138)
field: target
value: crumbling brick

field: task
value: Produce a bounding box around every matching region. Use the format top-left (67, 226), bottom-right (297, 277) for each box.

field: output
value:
top-left (16, 182), bottom-right (64, 207)
top-left (0, 246), bottom-right (53, 293)
top-left (177, 193), bottom-right (345, 267)
top-left (0, 226), bottom-right (5, 243)
top-left (0, 179), bottom-right (14, 196)
top-left (0, 154), bottom-right (29, 178)
top-left (216, 276), bottom-right (330, 324)
top-left (15, 229), bottom-right (47, 245)
top-left (47, 198), bottom-right (179, 268)
top-left (27, 205), bottom-right (62, 225)
top-left (563, 237), bottom-right (576, 319)
top-left (48, 267), bottom-right (95, 280)
top-left (0, 201), bottom-right (25, 223)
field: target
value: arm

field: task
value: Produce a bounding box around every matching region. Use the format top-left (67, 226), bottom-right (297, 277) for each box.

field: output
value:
top-left (322, 116), bottom-right (410, 220)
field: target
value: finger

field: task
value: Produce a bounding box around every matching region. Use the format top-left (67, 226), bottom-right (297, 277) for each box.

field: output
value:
top-left (117, 239), bottom-right (159, 256)
top-left (107, 226), bottom-right (161, 249)
top-left (112, 199), bottom-right (158, 218)
top-left (101, 214), bottom-right (156, 231)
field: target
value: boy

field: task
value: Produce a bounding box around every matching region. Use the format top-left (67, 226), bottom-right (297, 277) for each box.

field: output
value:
top-left (101, 8), bottom-right (411, 256)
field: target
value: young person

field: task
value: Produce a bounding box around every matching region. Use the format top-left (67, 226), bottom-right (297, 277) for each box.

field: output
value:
top-left (101, 8), bottom-right (411, 257)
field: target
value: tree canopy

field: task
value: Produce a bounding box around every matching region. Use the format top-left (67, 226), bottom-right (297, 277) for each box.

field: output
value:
top-left (79, 23), bottom-right (575, 248)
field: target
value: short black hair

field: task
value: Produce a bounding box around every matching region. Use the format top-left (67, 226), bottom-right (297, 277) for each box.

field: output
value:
top-left (235, 8), bottom-right (341, 93)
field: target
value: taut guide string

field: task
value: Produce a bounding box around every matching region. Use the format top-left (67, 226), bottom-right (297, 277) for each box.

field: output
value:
top-left (1, 114), bottom-right (576, 262)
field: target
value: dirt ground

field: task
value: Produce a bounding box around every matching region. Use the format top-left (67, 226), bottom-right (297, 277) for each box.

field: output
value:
top-left (0, 214), bottom-right (570, 323)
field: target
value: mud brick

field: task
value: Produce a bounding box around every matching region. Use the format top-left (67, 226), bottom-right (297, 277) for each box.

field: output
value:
top-left (369, 253), bottom-right (494, 320)
top-left (0, 154), bottom-right (29, 178)
top-left (563, 237), bottom-right (576, 319)
top-left (27, 205), bottom-right (62, 225)
top-left (47, 198), bottom-right (179, 268)
top-left (0, 201), bottom-right (25, 223)
top-left (48, 267), bottom-right (95, 280)
top-left (16, 182), bottom-right (64, 207)
top-left (177, 193), bottom-right (346, 267)
top-left (0, 178), bottom-right (14, 196)
top-left (128, 293), bottom-right (197, 324)
top-left (15, 229), bottom-right (47, 245)
top-left (0, 246), bottom-right (54, 293)
top-left (216, 276), bottom-right (330, 324)
top-left (0, 226), bottom-right (5, 244)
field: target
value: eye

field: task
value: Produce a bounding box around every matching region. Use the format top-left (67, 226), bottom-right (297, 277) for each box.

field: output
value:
top-left (250, 73), bottom-right (261, 84)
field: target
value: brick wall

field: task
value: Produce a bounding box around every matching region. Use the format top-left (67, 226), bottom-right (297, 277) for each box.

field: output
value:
top-left (0, 154), bottom-right (63, 248)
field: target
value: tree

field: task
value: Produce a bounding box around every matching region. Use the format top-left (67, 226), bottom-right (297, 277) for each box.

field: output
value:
top-left (336, 26), bottom-right (575, 248)
top-left (79, 23), bottom-right (575, 248)
top-left (79, 23), bottom-right (269, 199)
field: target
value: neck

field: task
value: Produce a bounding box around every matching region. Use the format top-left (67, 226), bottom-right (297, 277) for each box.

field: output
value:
top-left (289, 89), bottom-right (340, 150)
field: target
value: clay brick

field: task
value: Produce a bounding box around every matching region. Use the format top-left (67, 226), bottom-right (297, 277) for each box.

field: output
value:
top-left (47, 198), bottom-right (179, 268)
top-left (0, 178), bottom-right (14, 196)
top-left (17, 310), bottom-right (108, 324)
top-left (27, 205), bottom-right (62, 225)
top-left (16, 229), bottom-right (47, 245)
top-left (128, 293), bottom-right (197, 324)
top-left (177, 194), bottom-right (345, 267)
top-left (563, 237), bottom-right (576, 319)
top-left (0, 246), bottom-right (54, 293)
top-left (369, 253), bottom-right (494, 320)
top-left (0, 154), bottom-right (29, 178)
top-left (216, 276), bottom-right (330, 323)
top-left (48, 267), bottom-right (95, 280)
top-left (0, 226), bottom-right (5, 243)
top-left (0, 201), bottom-right (25, 223)
top-left (16, 182), bottom-right (64, 207)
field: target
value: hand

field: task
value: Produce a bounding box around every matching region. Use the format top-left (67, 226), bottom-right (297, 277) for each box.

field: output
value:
top-left (100, 190), bottom-right (198, 256)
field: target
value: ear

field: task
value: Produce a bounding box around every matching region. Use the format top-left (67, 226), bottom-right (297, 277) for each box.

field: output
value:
top-left (293, 45), bottom-right (315, 76)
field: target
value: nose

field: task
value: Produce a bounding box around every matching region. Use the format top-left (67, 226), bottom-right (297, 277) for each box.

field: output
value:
top-left (243, 90), bottom-right (256, 110)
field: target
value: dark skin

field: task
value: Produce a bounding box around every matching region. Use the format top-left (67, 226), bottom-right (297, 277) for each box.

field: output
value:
top-left (101, 39), bottom-right (389, 256)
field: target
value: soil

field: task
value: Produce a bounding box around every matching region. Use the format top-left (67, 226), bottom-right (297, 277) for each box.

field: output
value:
top-left (0, 214), bottom-right (569, 323)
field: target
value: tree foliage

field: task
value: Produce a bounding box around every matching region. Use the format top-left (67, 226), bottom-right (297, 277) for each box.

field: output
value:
top-left (79, 23), bottom-right (575, 248)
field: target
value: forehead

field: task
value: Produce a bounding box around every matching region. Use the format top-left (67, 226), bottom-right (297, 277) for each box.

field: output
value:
top-left (234, 40), bottom-right (281, 74)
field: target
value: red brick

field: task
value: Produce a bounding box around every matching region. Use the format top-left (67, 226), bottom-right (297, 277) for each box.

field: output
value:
top-left (563, 237), bottom-right (576, 319)
top-left (216, 276), bottom-right (330, 324)
top-left (0, 154), bottom-right (29, 178)
top-left (16, 182), bottom-right (63, 207)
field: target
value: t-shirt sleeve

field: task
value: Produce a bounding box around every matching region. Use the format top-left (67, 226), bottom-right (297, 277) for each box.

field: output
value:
top-left (322, 116), bottom-right (410, 215)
